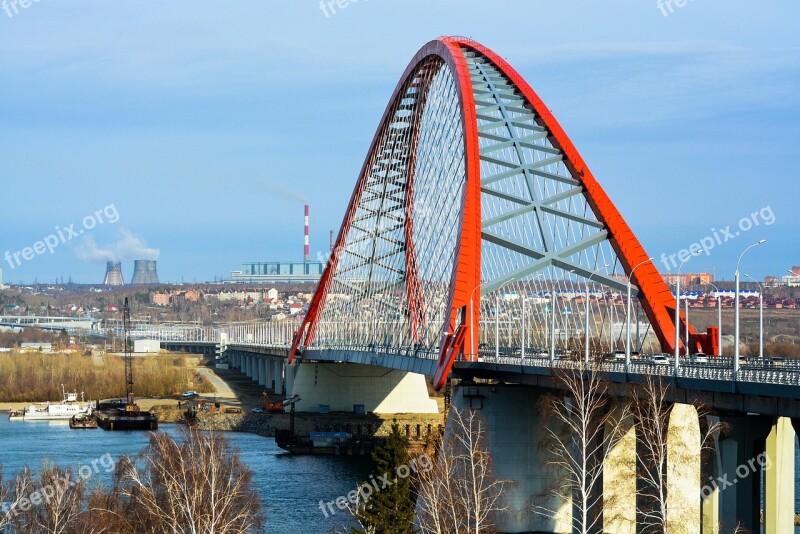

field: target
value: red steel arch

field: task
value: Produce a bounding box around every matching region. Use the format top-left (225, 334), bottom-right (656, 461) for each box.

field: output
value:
top-left (291, 37), bottom-right (695, 389)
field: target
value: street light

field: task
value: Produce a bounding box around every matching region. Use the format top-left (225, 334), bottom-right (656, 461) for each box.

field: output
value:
top-left (467, 277), bottom-right (517, 360)
top-left (734, 240), bottom-right (766, 375)
top-left (521, 272), bottom-right (545, 362)
top-left (744, 274), bottom-right (764, 360)
top-left (674, 251), bottom-right (701, 373)
top-left (708, 282), bottom-right (722, 357)
top-left (685, 297), bottom-right (690, 349)
top-left (585, 265), bottom-right (609, 365)
top-left (551, 269), bottom-right (575, 364)
top-left (626, 257), bottom-right (653, 369)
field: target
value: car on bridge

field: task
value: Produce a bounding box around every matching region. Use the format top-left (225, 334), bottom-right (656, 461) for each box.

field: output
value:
top-left (181, 391), bottom-right (199, 399)
top-left (650, 354), bottom-right (670, 365)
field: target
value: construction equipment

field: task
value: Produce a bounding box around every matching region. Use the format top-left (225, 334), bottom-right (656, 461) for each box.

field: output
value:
top-left (262, 391), bottom-right (299, 413)
top-left (123, 297), bottom-right (138, 412)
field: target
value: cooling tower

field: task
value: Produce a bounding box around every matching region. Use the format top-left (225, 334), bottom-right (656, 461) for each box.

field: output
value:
top-left (130, 260), bottom-right (159, 285)
top-left (103, 261), bottom-right (125, 286)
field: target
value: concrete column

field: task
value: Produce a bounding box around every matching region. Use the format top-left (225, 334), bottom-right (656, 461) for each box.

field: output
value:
top-left (273, 359), bottom-right (283, 394)
top-left (259, 358), bottom-right (267, 387)
top-left (603, 401), bottom-right (636, 534)
top-left (284, 361), bottom-right (295, 396)
top-left (449, 384), bottom-right (571, 533)
top-left (666, 403), bottom-right (701, 534)
top-left (765, 417), bottom-right (795, 534)
top-left (264, 357), bottom-right (274, 391)
top-left (714, 415), bottom-right (772, 533)
top-left (701, 415), bottom-right (721, 534)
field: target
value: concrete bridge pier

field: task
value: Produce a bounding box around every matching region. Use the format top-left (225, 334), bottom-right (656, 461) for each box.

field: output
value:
top-left (258, 358), bottom-right (267, 387)
top-left (272, 358), bottom-right (283, 394)
top-left (666, 403), bottom-right (702, 534)
top-left (714, 415), bottom-right (773, 532)
top-left (603, 400), bottom-right (636, 534)
top-left (290, 362), bottom-right (437, 414)
top-left (448, 384), bottom-right (571, 533)
top-left (765, 417), bottom-right (795, 534)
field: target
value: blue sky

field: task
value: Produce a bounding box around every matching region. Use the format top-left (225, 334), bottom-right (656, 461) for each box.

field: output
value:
top-left (1, 0), bottom-right (798, 284)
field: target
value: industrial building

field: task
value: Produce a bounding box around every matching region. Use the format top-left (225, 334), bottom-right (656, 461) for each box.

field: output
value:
top-left (229, 261), bottom-right (324, 283)
top-left (228, 204), bottom-right (326, 283)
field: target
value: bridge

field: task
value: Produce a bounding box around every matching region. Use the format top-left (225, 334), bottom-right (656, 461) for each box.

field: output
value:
top-left (140, 37), bottom-right (795, 533)
top-left (0, 315), bottom-right (101, 333)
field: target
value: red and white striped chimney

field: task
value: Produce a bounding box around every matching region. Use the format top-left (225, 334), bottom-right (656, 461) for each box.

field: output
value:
top-left (304, 204), bottom-right (310, 262)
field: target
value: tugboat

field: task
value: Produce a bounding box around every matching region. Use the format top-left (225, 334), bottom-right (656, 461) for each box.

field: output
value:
top-left (95, 298), bottom-right (159, 431)
top-left (69, 412), bottom-right (98, 429)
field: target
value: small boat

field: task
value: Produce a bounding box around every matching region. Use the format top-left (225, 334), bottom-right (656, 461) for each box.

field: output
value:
top-left (69, 413), bottom-right (98, 429)
top-left (8, 386), bottom-right (93, 422)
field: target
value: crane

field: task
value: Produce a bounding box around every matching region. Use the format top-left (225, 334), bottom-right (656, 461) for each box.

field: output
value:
top-left (123, 298), bottom-right (138, 412)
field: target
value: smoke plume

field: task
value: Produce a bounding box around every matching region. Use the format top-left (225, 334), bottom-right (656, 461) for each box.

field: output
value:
top-left (74, 228), bottom-right (160, 263)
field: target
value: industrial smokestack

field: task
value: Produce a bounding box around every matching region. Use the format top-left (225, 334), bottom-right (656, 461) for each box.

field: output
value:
top-left (103, 261), bottom-right (125, 286)
top-left (330, 230), bottom-right (334, 253)
top-left (304, 204), bottom-right (310, 262)
top-left (130, 260), bottom-right (160, 285)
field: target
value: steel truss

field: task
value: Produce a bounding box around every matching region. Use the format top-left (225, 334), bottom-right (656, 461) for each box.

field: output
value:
top-left (291, 37), bottom-right (699, 389)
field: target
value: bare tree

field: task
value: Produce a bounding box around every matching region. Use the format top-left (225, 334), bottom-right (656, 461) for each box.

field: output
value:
top-left (415, 407), bottom-right (507, 534)
top-left (633, 375), bottom-right (727, 533)
top-left (89, 428), bottom-right (262, 533)
top-left (1, 464), bottom-right (85, 534)
top-left (535, 362), bottom-right (633, 534)
top-left (0, 466), bottom-right (14, 532)
top-left (632, 375), bottom-right (671, 532)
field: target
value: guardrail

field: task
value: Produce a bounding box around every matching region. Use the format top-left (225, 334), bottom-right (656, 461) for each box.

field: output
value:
top-left (123, 330), bottom-right (800, 387)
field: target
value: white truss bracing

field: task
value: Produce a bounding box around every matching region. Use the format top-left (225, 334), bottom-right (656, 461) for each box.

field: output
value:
top-left (464, 47), bottom-right (653, 356)
top-left (311, 59), bottom-right (467, 352)
top-left (305, 46), bottom-right (658, 359)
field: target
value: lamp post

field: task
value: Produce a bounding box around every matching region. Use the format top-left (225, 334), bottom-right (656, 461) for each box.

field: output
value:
top-left (549, 289), bottom-right (556, 364)
top-left (469, 277), bottom-right (516, 358)
top-left (550, 269), bottom-right (574, 364)
top-left (674, 251), bottom-right (700, 374)
top-left (626, 258), bottom-right (653, 370)
top-left (521, 273), bottom-right (544, 362)
top-left (685, 297), bottom-right (690, 349)
top-left (467, 277), bottom-right (516, 362)
top-left (708, 282), bottom-right (722, 357)
top-left (585, 265), bottom-right (609, 365)
top-left (734, 240), bottom-right (766, 375)
top-left (745, 274), bottom-right (764, 360)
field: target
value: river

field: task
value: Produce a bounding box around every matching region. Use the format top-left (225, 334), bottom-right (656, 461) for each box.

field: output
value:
top-left (0, 419), bottom-right (798, 532)
top-left (0, 419), bottom-right (372, 533)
